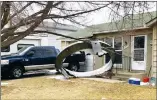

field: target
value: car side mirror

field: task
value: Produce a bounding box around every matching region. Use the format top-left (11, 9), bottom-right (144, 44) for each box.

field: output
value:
top-left (26, 51), bottom-right (34, 57)
top-left (86, 53), bottom-right (91, 55)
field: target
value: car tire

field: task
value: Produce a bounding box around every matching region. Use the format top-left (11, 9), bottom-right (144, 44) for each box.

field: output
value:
top-left (68, 63), bottom-right (80, 72)
top-left (10, 66), bottom-right (24, 79)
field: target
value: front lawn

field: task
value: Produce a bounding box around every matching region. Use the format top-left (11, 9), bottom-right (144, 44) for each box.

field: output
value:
top-left (1, 76), bottom-right (156, 99)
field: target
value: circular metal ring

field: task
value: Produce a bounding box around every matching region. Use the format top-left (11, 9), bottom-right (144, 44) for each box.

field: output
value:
top-left (55, 41), bottom-right (115, 78)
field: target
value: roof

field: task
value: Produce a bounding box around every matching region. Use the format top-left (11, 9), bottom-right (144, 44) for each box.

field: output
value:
top-left (15, 21), bottom-right (79, 36)
top-left (65, 11), bottom-right (157, 39)
top-left (146, 17), bottom-right (157, 27)
top-left (38, 21), bottom-right (79, 32)
top-left (34, 21), bottom-right (79, 37)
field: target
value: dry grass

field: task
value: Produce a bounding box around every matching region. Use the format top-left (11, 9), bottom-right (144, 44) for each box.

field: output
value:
top-left (1, 76), bottom-right (156, 100)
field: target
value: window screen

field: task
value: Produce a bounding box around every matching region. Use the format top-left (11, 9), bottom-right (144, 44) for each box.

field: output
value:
top-left (134, 49), bottom-right (144, 61)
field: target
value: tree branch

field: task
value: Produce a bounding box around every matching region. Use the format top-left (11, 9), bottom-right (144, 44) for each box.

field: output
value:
top-left (1, 1), bottom-right (11, 28)
top-left (1, 1), bottom-right (63, 34)
top-left (1, 2), bottom-right (53, 48)
top-left (47, 2), bottom-right (112, 19)
top-left (8, 2), bottom-right (33, 21)
top-left (1, 2), bottom-right (5, 17)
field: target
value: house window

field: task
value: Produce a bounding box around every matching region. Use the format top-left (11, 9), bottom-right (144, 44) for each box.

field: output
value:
top-left (114, 37), bottom-right (122, 64)
top-left (17, 44), bottom-right (35, 50)
top-left (114, 37), bottom-right (122, 50)
top-left (1, 46), bottom-right (10, 52)
top-left (134, 36), bottom-right (145, 48)
top-left (104, 37), bottom-right (122, 64)
top-left (104, 37), bottom-right (113, 47)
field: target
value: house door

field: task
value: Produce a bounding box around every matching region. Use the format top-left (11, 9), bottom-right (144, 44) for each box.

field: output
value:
top-left (131, 35), bottom-right (147, 70)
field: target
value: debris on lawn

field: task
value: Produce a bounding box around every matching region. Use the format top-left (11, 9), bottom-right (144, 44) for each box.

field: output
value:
top-left (45, 69), bottom-right (58, 75)
top-left (49, 75), bottom-right (68, 81)
top-left (150, 77), bottom-right (156, 86)
top-left (128, 76), bottom-right (156, 87)
top-left (1, 82), bottom-right (9, 86)
top-left (128, 78), bottom-right (141, 85)
top-left (55, 41), bottom-right (116, 79)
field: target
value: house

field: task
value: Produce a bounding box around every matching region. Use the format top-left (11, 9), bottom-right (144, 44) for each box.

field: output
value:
top-left (60, 11), bottom-right (157, 78)
top-left (1, 21), bottom-right (79, 55)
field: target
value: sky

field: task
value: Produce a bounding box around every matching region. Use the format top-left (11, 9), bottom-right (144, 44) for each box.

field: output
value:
top-left (69, 2), bottom-right (157, 27)
top-left (11, 1), bottom-right (157, 29)
top-left (47, 1), bottom-right (157, 28)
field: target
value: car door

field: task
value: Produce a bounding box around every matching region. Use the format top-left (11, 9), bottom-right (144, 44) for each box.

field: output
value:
top-left (24, 47), bottom-right (45, 70)
top-left (29, 47), bottom-right (44, 65)
top-left (42, 47), bottom-right (57, 65)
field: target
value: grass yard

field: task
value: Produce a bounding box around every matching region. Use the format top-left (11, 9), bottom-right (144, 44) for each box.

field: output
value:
top-left (1, 76), bottom-right (156, 100)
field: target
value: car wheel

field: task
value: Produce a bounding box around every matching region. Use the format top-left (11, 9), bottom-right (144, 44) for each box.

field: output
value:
top-left (69, 63), bottom-right (79, 72)
top-left (10, 66), bottom-right (23, 79)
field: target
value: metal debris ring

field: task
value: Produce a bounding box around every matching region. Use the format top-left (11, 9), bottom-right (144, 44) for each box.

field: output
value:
top-left (55, 41), bottom-right (115, 78)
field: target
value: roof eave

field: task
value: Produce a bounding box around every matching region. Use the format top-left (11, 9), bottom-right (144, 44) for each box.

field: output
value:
top-left (146, 18), bottom-right (157, 27)
top-left (93, 27), bottom-right (150, 35)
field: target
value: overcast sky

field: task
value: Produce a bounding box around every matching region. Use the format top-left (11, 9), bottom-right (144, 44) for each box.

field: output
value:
top-left (23, 2), bottom-right (157, 28)
top-left (67, 2), bottom-right (157, 27)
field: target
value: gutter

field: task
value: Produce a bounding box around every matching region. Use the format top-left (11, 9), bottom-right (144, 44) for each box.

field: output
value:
top-left (93, 27), bottom-right (150, 35)
top-left (146, 17), bottom-right (157, 27)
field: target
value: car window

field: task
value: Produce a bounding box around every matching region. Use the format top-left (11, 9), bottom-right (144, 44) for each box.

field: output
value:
top-left (56, 49), bottom-right (60, 55)
top-left (43, 47), bottom-right (56, 57)
top-left (27, 47), bottom-right (43, 57)
top-left (17, 46), bottom-right (29, 54)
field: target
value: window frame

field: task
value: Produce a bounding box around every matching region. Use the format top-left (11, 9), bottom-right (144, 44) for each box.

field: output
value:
top-left (104, 36), bottom-right (123, 66)
top-left (104, 36), bottom-right (123, 50)
top-left (17, 44), bottom-right (35, 50)
top-left (1, 46), bottom-right (10, 52)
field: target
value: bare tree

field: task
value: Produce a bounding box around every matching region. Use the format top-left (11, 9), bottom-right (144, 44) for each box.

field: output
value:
top-left (107, 1), bottom-right (156, 30)
top-left (1, 1), bottom-right (113, 48)
top-left (1, 1), bottom-right (156, 48)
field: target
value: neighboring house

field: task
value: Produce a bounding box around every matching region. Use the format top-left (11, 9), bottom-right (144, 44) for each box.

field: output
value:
top-left (60, 11), bottom-right (157, 78)
top-left (1, 21), bottom-right (79, 55)
top-left (60, 38), bottom-right (77, 50)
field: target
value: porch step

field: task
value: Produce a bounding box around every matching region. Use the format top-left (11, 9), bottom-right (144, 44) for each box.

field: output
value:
top-left (112, 75), bottom-right (130, 81)
top-left (112, 72), bottom-right (146, 82)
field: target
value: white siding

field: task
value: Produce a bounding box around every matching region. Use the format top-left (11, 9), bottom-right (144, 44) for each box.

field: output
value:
top-left (1, 37), bottom-right (41, 55)
top-left (151, 25), bottom-right (157, 77)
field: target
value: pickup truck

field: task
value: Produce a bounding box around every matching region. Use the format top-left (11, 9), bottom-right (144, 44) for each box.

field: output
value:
top-left (1, 46), bottom-right (85, 79)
